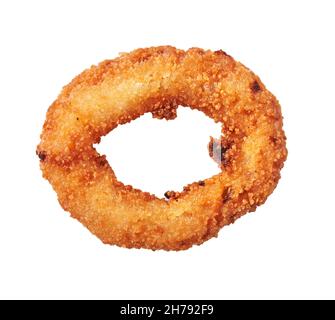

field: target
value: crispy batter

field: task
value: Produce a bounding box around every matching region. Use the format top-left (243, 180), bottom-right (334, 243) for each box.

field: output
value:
top-left (37, 46), bottom-right (287, 250)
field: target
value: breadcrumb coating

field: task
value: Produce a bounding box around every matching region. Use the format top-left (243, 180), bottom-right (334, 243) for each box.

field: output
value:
top-left (37, 46), bottom-right (287, 250)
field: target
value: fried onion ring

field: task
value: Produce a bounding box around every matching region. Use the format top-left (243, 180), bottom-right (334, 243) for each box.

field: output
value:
top-left (37, 46), bottom-right (287, 250)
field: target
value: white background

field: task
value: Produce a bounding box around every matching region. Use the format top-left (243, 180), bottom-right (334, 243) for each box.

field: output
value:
top-left (0, 0), bottom-right (334, 300)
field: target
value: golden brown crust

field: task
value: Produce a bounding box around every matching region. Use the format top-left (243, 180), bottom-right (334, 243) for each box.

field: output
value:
top-left (37, 46), bottom-right (287, 250)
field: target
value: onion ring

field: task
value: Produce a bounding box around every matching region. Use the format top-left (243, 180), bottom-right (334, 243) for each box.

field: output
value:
top-left (37, 46), bottom-right (287, 250)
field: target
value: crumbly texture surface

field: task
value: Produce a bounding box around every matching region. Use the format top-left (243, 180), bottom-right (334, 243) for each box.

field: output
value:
top-left (37, 46), bottom-right (287, 250)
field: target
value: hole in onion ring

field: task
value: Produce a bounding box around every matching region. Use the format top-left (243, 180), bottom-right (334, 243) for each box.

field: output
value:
top-left (95, 107), bottom-right (222, 198)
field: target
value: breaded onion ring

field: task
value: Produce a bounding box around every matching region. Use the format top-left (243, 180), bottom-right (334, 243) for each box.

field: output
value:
top-left (37, 46), bottom-right (287, 250)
